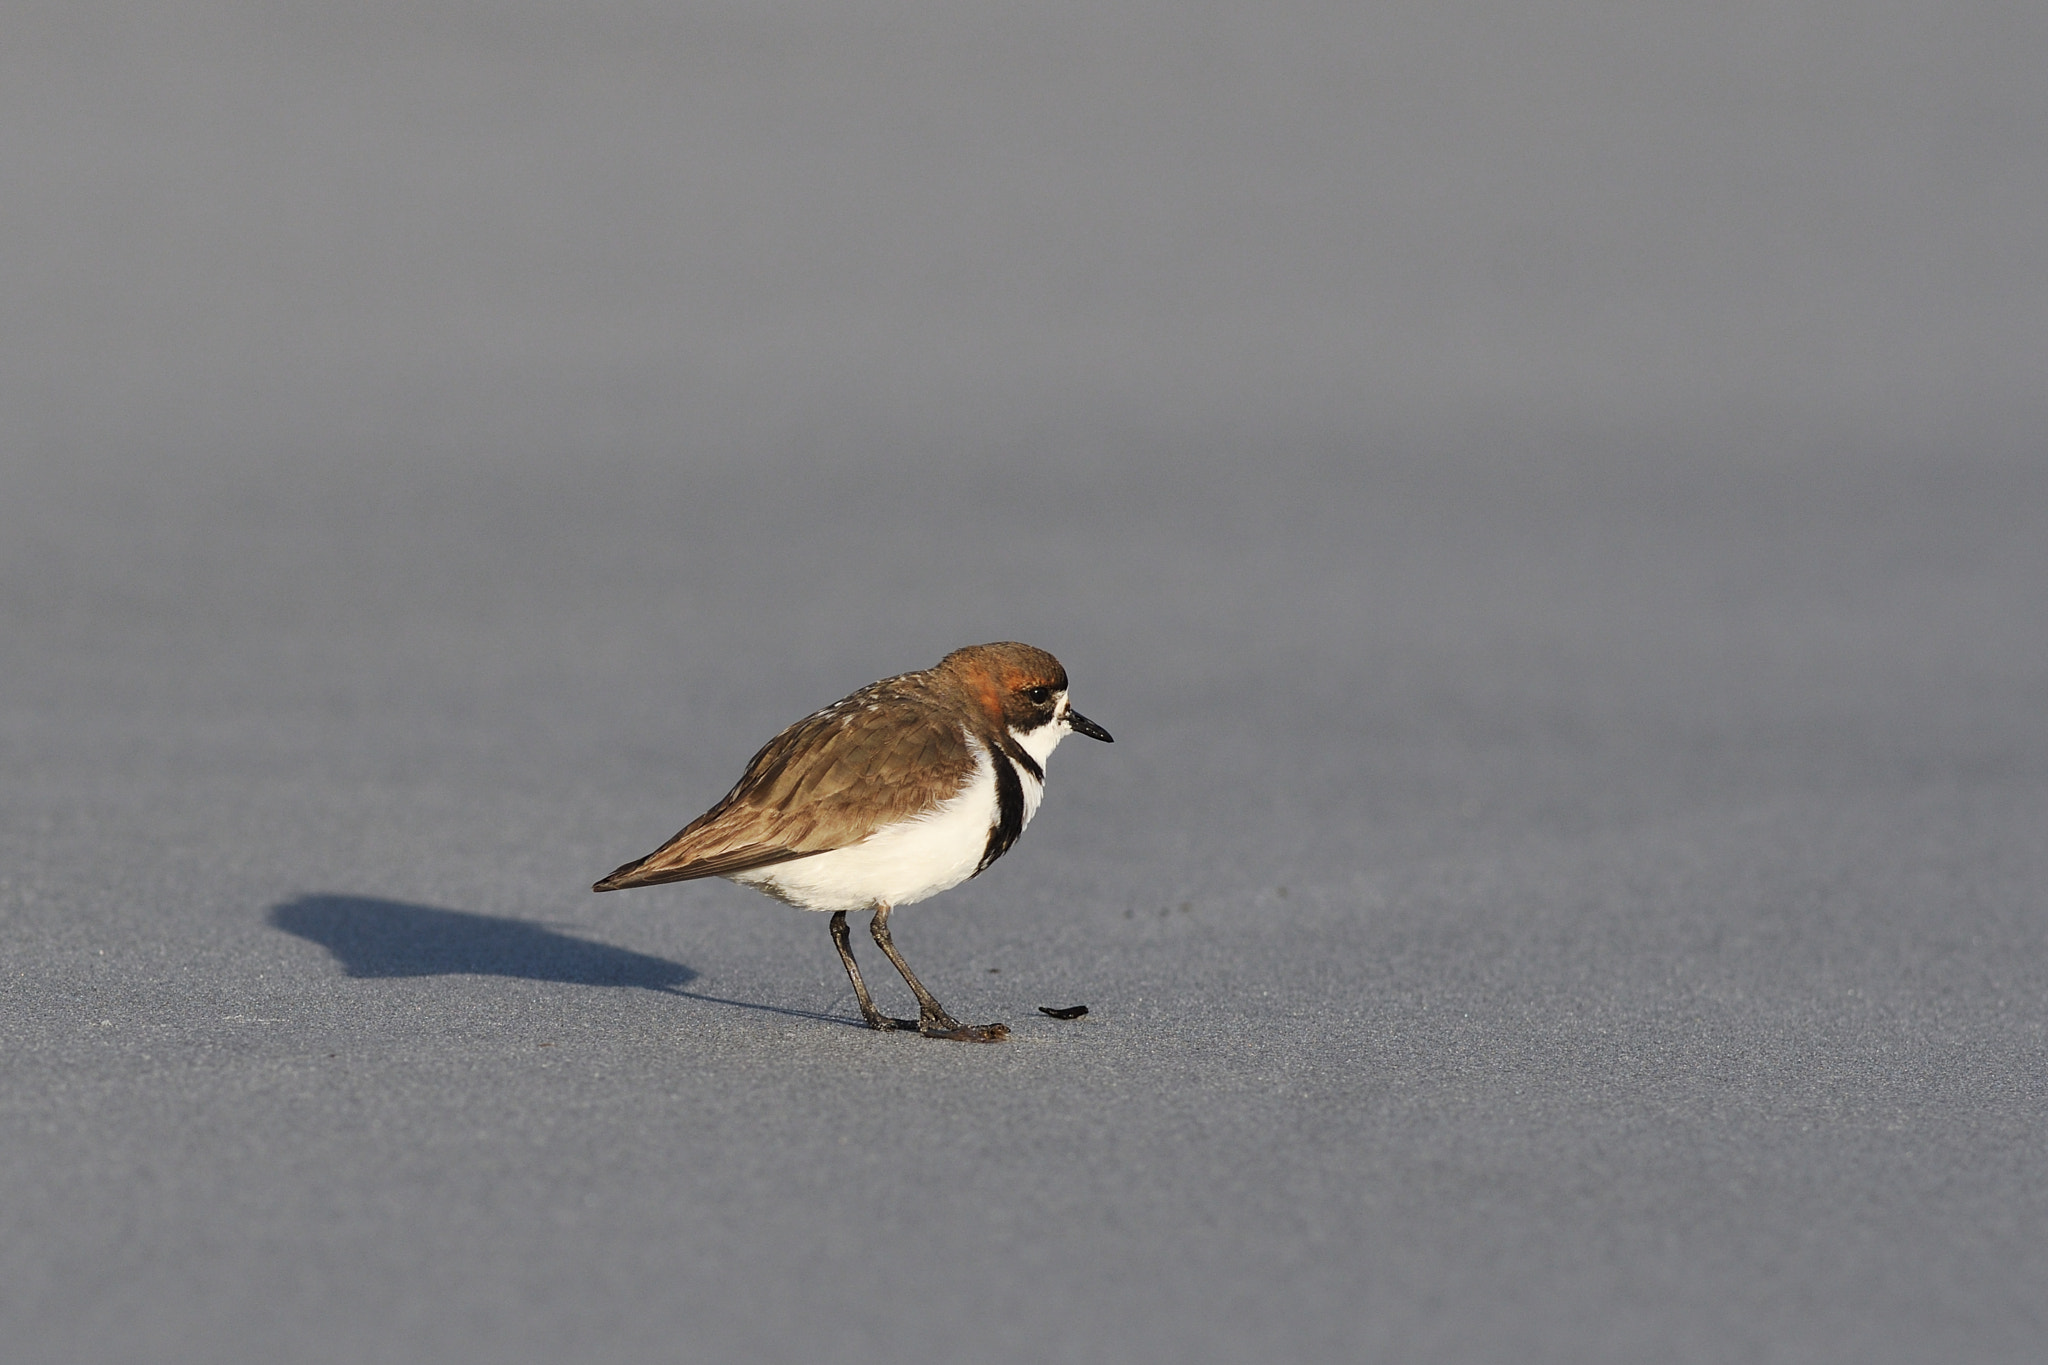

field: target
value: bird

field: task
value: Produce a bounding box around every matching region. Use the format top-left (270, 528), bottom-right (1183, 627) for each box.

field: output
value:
top-left (593, 642), bottom-right (1113, 1042)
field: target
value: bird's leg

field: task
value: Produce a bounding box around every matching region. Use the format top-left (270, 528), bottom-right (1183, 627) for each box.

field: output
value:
top-left (869, 904), bottom-right (1009, 1042)
top-left (866, 904), bottom-right (955, 1029)
top-left (830, 910), bottom-right (914, 1031)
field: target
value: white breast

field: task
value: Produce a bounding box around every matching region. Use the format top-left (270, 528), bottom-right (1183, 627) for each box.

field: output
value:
top-left (731, 737), bottom-right (1000, 913)
top-left (1011, 734), bottom-right (1048, 828)
top-left (1007, 699), bottom-right (1072, 828)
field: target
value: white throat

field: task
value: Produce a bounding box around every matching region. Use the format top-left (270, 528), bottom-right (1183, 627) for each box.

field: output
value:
top-left (1010, 719), bottom-right (1066, 771)
top-left (1009, 688), bottom-right (1074, 772)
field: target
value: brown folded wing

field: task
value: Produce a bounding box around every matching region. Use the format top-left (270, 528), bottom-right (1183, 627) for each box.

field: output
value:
top-left (592, 687), bottom-right (977, 891)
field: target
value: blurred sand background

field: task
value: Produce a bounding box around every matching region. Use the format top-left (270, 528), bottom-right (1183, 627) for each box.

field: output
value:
top-left (4, 4), bottom-right (2046, 1361)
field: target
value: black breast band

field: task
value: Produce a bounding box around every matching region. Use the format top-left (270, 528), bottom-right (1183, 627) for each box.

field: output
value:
top-left (976, 743), bottom-right (1026, 875)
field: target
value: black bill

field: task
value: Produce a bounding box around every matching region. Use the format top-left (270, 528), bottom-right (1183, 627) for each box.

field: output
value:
top-left (1067, 709), bottom-right (1114, 743)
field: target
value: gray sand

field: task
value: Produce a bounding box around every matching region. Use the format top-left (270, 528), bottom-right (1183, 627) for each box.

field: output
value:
top-left (5, 4), bottom-right (2046, 1362)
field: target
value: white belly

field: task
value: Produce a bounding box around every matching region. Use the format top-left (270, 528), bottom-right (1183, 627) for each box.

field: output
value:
top-left (732, 740), bottom-right (1032, 912)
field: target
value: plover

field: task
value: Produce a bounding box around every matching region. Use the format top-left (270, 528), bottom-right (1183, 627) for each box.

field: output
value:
top-left (594, 642), bottom-right (1113, 1042)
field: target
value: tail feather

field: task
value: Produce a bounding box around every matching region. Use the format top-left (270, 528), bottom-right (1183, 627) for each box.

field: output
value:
top-left (592, 853), bottom-right (700, 892)
top-left (592, 841), bottom-right (803, 893)
top-left (591, 861), bottom-right (647, 893)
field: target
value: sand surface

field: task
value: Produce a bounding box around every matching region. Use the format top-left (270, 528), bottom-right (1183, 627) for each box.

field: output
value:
top-left (5, 4), bottom-right (2046, 1361)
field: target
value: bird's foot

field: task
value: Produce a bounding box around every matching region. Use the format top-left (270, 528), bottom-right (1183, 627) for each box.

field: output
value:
top-left (860, 1010), bottom-right (921, 1032)
top-left (918, 1011), bottom-right (1009, 1043)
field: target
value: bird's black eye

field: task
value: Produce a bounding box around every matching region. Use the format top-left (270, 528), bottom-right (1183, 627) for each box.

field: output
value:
top-left (1024, 686), bottom-right (1052, 706)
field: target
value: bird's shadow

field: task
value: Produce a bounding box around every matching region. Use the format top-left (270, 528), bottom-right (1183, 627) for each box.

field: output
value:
top-left (267, 894), bottom-right (856, 1027)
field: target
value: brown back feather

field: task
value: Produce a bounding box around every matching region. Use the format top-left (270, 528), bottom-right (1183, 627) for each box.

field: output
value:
top-left (592, 671), bottom-right (978, 891)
